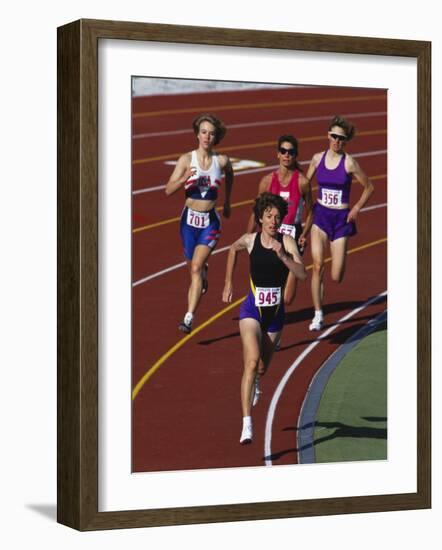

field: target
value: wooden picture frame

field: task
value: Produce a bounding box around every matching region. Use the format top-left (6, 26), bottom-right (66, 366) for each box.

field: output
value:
top-left (57, 18), bottom-right (431, 531)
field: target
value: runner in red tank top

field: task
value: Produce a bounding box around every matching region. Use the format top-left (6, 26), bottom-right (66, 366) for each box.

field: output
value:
top-left (247, 135), bottom-right (312, 307)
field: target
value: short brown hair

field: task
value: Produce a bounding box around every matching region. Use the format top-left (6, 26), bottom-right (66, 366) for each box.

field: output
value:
top-left (253, 192), bottom-right (288, 226)
top-left (192, 113), bottom-right (226, 145)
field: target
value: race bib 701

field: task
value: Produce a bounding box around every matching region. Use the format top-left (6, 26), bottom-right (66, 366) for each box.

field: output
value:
top-left (186, 208), bottom-right (210, 228)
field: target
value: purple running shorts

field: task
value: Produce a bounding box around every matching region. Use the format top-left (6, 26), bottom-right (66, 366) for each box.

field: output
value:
top-left (313, 202), bottom-right (357, 241)
top-left (239, 290), bottom-right (285, 333)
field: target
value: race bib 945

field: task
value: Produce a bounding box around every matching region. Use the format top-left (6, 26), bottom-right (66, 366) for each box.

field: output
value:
top-left (255, 287), bottom-right (281, 307)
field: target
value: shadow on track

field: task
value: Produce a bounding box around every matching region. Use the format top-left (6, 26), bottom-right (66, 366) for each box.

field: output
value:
top-left (264, 418), bottom-right (387, 462)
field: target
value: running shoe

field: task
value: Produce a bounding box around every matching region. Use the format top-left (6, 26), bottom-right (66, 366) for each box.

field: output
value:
top-left (201, 263), bottom-right (209, 295)
top-left (240, 423), bottom-right (253, 445)
top-left (309, 314), bottom-right (324, 331)
top-left (252, 376), bottom-right (262, 407)
top-left (178, 313), bottom-right (193, 334)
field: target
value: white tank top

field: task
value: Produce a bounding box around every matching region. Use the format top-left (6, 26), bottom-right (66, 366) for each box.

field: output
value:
top-left (185, 150), bottom-right (223, 200)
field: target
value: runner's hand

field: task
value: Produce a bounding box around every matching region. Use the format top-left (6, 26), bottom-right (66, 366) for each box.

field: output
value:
top-left (298, 234), bottom-right (307, 250)
top-left (183, 166), bottom-right (197, 187)
top-left (222, 283), bottom-right (233, 303)
top-left (270, 239), bottom-right (285, 259)
top-left (347, 205), bottom-right (360, 223)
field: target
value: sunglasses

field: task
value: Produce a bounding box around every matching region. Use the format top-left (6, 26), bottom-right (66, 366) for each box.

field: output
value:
top-left (279, 147), bottom-right (296, 156)
top-left (329, 132), bottom-right (347, 142)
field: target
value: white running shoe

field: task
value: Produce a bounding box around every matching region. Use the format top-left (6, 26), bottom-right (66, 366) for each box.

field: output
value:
top-left (252, 377), bottom-right (262, 407)
top-left (178, 313), bottom-right (193, 334)
top-left (240, 423), bottom-right (253, 445)
top-left (309, 313), bottom-right (324, 331)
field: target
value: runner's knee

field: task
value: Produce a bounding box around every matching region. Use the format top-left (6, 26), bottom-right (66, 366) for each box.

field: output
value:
top-left (312, 260), bottom-right (324, 276)
top-left (190, 263), bottom-right (203, 277)
top-left (244, 358), bottom-right (259, 375)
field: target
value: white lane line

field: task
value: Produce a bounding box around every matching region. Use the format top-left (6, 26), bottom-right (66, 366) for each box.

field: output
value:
top-left (133, 149), bottom-right (387, 195)
top-left (132, 202), bottom-right (387, 287)
top-left (133, 111), bottom-right (387, 140)
top-left (361, 202), bottom-right (387, 212)
top-left (263, 290), bottom-right (387, 466)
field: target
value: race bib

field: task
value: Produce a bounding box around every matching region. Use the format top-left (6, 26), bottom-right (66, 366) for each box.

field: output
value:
top-left (322, 188), bottom-right (343, 207)
top-left (278, 223), bottom-right (297, 238)
top-left (255, 287), bottom-right (281, 307)
top-left (186, 208), bottom-right (210, 228)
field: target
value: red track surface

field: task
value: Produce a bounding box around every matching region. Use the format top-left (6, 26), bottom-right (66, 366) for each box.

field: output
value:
top-left (131, 84), bottom-right (387, 472)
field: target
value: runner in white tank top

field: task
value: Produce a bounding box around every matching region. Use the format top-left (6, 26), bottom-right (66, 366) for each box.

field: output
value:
top-left (165, 113), bottom-right (234, 333)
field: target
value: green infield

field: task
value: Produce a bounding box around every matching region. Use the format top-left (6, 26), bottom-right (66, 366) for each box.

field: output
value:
top-left (313, 320), bottom-right (387, 463)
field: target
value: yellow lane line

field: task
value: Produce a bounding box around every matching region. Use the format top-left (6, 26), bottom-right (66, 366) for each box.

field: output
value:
top-left (132, 296), bottom-right (245, 399)
top-left (133, 129), bottom-right (386, 165)
top-left (133, 94), bottom-right (385, 119)
top-left (133, 174), bottom-right (387, 233)
top-left (132, 237), bottom-right (387, 400)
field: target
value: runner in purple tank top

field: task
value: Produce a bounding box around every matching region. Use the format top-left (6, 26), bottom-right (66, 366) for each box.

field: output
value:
top-left (305, 115), bottom-right (374, 331)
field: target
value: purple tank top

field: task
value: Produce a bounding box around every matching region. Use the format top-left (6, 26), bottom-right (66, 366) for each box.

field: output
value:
top-left (316, 152), bottom-right (352, 206)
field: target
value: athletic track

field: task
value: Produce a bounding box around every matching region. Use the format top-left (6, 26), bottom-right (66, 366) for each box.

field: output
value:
top-left (131, 84), bottom-right (387, 473)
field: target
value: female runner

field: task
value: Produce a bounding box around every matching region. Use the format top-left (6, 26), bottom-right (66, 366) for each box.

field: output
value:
top-left (247, 134), bottom-right (312, 307)
top-left (166, 113), bottom-right (234, 333)
top-left (223, 192), bottom-right (306, 444)
top-left (306, 115), bottom-right (374, 331)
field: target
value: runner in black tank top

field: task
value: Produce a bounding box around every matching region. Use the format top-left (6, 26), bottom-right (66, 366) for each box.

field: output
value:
top-left (248, 232), bottom-right (289, 331)
top-left (223, 193), bottom-right (307, 445)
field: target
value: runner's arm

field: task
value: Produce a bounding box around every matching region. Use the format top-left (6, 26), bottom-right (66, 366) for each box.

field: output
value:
top-left (305, 152), bottom-right (320, 183)
top-left (222, 156), bottom-right (234, 218)
top-left (223, 233), bottom-right (254, 302)
top-left (165, 154), bottom-right (194, 196)
top-left (277, 235), bottom-right (307, 281)
top-left (298, 173), bottom-right (314, 247)
top-left (346, 156), bottom-right (374, 222)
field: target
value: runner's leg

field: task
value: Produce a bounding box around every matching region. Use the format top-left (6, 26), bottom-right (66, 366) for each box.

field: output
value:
top-left (187, 244), bottom-right (212, 315)
top-left (258, 330), bottom-right (280, 375)
top-left (311, 224), bottom-right (328, 311)
top-left (329, 236), bottom-right (349, 283)
top-left (239, 318), bottom-right (262, 417)
top-left (283, 272), bottom-right (297, 306)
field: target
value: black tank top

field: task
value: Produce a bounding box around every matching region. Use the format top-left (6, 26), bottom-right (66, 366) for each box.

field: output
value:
top-left (250, 232), bottom-right (289, 288)
top-left (249, 233), bottom-right (289, 326)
